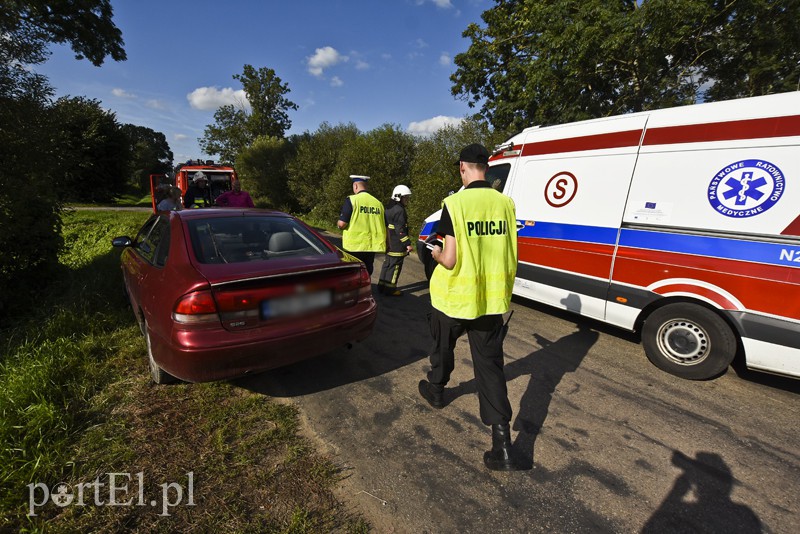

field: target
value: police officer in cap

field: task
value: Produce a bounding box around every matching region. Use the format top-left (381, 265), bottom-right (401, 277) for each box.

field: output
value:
top-left (418, 143), bottom-right (523, 471)
top-left (337, 175), bottom-right (387, 276)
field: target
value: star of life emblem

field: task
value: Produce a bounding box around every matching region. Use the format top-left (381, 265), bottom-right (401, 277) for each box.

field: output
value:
top-left (708, 159), bottom-right (785, 218)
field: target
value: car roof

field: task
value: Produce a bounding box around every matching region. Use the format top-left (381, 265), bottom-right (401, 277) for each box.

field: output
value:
top-left (173, 208), bottom-right (293, 221)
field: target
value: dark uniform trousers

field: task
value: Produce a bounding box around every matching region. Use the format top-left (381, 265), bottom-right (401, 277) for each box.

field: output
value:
top-left (378, 254), bottom-right (405, 289)
top-left (347, 251), bottom-right (376, 276)
top-left (428, 307), bottom-right (512, 425)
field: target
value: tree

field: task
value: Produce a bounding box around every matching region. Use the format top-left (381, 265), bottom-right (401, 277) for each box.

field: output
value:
top-left (407, 118), bottom-right (503, 235)
top-left (701, 0), bottom-right (800, 100)
top-left (237, 136), bottom-right (295, 210)
top-left (52, 96), bottom-right (130, 203)
top-left (286, 123), bottom-right (361, 212)
top-left (0, 0), bottom-right (125, 99)
top-left (0, 0), bottom-right (126, 318)
top-left (121, 124), bottom-right (173, 193)
top-left (0, 0), bottom-right (125, 66)
top-left (313, 124), bottom-right (416, 222)
top-left (200, 65), bottom-right (298, 163)
top-left (451, 0), bottom-right (800, 132)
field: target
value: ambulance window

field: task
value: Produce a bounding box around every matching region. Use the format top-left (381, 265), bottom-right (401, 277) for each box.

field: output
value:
top-left (487, 164), bottom-right (511, 193)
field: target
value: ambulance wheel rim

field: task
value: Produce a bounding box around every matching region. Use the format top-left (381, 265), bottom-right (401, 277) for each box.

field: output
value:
top-left (656, 319), bottom-right (709, 366)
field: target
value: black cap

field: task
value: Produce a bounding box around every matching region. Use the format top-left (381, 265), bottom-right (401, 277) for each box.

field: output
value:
top-left (455, 143), bottom-right (490, 165)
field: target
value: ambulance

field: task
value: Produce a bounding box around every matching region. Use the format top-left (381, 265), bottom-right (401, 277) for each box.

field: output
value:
top-left (418, 91), bottom-right (800, 380)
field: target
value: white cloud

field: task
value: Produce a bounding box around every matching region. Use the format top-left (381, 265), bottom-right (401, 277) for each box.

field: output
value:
top-left (439, 52), bottom-right (451, 66)
top-left (381, 53), bottom-right (392, 61)
top-left (174, 133), bottom-right (189, 141)
top-left (355, 60), bottom-right (370, 70)
top-left (330, 76), bottom-right (344, 87)
top-left (145, 99), bottom-right (167, 110)
top-left (187, 87), bottom-right (250, 111)
top-left (112, 87), bottom-right (136, 99)
top-left (415, 0), bottom-right (453, 8)
top-left (415, 38), bottom-right (428, 49)
top-left (407, 115), bottom-right (464, 136)
top-left (307, 46), bottom-right (348, 77)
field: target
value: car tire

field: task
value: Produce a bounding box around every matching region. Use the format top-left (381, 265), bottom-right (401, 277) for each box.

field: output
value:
top-left (642, 303), bottom-right (737, 380)
top-left (143, 319), bottom-right (176, 385)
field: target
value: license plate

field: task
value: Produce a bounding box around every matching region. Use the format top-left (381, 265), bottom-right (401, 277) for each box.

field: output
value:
top-left (261, 290), bottom-right (332, 319)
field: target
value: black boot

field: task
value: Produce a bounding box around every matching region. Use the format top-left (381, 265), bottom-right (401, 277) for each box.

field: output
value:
top-left (418, 380), bottom-right (444, 409)
top-left (483, 424), bottom-right (524, 471)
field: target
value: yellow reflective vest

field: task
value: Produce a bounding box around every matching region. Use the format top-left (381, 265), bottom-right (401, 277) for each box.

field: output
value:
top-left (342, 192), bottom-right (387, 252)
top-left (430, 187), bottom-right (517, 319)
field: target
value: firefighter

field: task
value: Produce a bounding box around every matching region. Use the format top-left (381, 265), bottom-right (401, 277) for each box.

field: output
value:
top-left (184, 171), bottom-right (212, 208)
top-left (337, 175), bottom-right (387, 276)
top-left (378, 185), bottom-right (413, 296)
top-left (418, 143), bottom-right (523, 471)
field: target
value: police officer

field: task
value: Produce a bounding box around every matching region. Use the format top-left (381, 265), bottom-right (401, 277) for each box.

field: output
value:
top-left (418, 143), bottom-right (523, 471)
top-left (378, 185), bottom-right (413, 296)
top-left (337, 175), bottom-right (387, 276)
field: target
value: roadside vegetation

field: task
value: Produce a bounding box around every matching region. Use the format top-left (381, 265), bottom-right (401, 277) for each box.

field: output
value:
top-left (0, 210), bottom-right (367, 532)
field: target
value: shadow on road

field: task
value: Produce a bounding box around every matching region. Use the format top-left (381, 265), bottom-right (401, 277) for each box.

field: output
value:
top-left (641, 451), bottom-right (762, 533)
top-left (236, 279), bottom-right (433, 398)
top-left (447, 293), bottom-right (600, 469)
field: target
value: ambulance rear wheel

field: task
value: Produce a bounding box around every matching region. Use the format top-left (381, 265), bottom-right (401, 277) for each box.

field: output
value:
top-left (642, 303), bottom-right (736, 380)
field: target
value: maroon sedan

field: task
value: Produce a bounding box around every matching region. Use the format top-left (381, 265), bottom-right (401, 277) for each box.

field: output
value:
top-left (112, 209), bottom-right (377, 383)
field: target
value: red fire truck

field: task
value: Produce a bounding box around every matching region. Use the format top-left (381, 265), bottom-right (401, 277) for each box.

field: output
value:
top-left (150, 160), bottom-right (239, 212)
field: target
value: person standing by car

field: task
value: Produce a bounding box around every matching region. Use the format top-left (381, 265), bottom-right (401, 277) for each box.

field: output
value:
top-left (215, 179), bottom-right (255, 208)
top-left (378, 185), bottom-right (413, 296)
top-left (184, 172), bottom-right (212, 208)
top-left (337, 175), bottom-right (386, 276)
top-left (157, 186), bottom-right (183, 214)
top-left (418, 143), bottom-right (523, 471)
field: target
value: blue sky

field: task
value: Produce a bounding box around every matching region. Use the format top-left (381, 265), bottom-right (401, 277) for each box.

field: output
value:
top-left (36, 0), bottom-right (491, 163)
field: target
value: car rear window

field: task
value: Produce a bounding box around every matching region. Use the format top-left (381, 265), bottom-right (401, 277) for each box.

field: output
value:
top-left (187, 216), bottom-right (331, 264)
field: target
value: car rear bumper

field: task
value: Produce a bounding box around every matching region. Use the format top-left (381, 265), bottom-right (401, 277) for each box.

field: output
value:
top-left (154, 299), bottom-right (377, 382)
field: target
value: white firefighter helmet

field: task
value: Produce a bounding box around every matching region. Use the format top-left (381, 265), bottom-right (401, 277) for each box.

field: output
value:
top-left (392, 185), bottom-right (412, 200)
top-left (193, 171), bottom-right (208, 183)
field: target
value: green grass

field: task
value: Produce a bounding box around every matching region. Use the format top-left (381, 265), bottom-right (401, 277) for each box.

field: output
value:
top-left (1, 210), bottom-right (367, 532)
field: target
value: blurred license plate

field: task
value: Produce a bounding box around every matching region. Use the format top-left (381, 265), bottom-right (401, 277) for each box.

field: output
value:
top-left (261, 290), bottom-right (332, 319)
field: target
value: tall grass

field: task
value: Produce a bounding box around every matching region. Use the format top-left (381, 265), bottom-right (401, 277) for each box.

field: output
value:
top-left (0, 210), bottom-right (149, 524)
top-left (1, 210), bottom-right (367, 532)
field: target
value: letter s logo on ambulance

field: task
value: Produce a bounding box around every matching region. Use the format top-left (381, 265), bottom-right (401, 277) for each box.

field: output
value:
top-left (708, 159), bottom-right (785, 218)
top-left (545, 171), bottom-right (578, 208)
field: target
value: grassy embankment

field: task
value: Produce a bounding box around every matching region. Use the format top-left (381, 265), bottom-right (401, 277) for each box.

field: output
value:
top-left (0, 210), bottom-right (367, 533)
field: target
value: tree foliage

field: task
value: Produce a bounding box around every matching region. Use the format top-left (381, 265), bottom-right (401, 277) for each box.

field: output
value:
top-left (52, 96), bottom-right (130, 203)
top-left (200, 65), bottom-right (298, 163)
top-left (121, 124), bottom-right (174, 193)
top-left (451, 0), bottom-right (800, 132)
top-left (408, 118), bottom-right (504, 235)
top-left (237, 136), bottom-right (295, 211)
top-left (287, 123), bottom-right (361, 212)
top-left (0, 0), bottom-right (126, 66)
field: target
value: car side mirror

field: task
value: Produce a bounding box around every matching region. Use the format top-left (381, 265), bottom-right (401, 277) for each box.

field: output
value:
top-left (112, 236), bottom-right (133, 248)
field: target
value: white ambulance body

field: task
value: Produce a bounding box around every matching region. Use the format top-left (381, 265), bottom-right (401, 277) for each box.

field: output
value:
top-left (418, 91), bottom-right (800, 380)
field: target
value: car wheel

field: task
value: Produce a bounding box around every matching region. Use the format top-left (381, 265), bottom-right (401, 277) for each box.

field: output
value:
top-left (143, 319), bottom-right (176, 384)
top-left (642, 303), bottom-right (737, 380)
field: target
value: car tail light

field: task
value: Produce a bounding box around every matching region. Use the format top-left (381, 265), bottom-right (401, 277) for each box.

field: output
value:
top-left (173, 290), bottom-right (219, 324)
top-left (357, 265), bottom-right (372, 300)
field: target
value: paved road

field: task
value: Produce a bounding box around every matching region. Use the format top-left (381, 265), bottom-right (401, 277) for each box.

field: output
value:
top-left (239, 237), bottom-right (799, 533)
